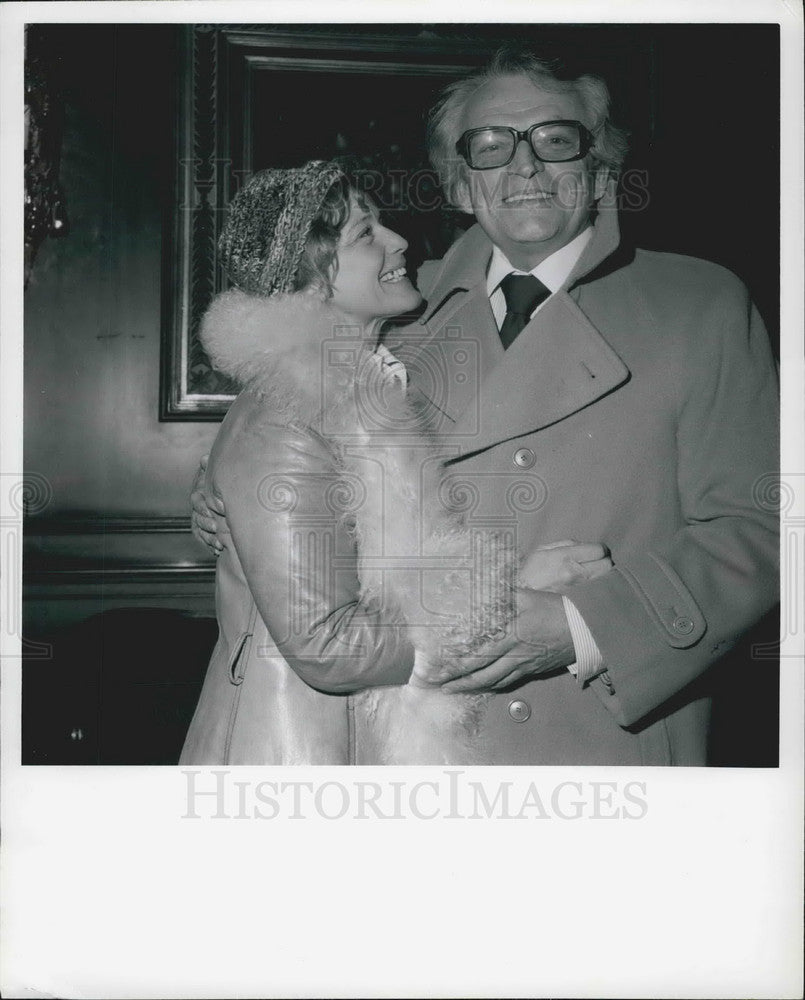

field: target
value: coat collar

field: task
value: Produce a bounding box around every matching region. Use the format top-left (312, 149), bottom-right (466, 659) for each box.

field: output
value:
top-left (410, 199), bottom-right (630, 455)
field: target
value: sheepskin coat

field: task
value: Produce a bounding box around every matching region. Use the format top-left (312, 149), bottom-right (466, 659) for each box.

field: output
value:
top-left (179, 290), bottom-right (515, 765)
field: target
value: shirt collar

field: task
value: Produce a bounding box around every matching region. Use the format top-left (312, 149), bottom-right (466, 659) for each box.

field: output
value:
top-left (486, 226), bottom-right (594, 297)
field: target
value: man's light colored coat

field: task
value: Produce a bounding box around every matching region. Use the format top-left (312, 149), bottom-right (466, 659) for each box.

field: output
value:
top-left (402, 203), bottom-right (778, 764)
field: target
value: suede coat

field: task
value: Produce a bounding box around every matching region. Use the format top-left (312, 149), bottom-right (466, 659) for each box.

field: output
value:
top-left (179, 292), bottom-right (516, 765)
top-left (397, 203), bottom-right (779, 764)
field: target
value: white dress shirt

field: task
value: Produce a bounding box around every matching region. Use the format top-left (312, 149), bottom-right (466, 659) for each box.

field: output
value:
top-left (486, 226), bottom-right (593, 324)
top-left (486, 226), bottom-right (604, 683)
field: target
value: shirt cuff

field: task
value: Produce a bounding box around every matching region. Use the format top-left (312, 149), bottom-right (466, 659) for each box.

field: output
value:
top-left (562, 596), bottom-right (604, 683)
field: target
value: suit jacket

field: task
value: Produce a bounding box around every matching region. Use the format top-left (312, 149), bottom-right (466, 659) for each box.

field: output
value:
top-left (394, 204), bottom-right (779, 764)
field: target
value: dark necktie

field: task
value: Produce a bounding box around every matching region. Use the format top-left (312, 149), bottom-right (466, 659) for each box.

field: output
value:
top-left (498, 273), bottom-right (551, 349)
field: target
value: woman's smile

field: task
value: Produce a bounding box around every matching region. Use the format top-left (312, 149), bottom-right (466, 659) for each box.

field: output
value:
top-left (379, 265), bottom-right (409, 283)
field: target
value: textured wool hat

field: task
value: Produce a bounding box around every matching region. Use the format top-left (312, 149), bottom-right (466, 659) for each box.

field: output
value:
top-left (218, 160), bottom-right (346, 297)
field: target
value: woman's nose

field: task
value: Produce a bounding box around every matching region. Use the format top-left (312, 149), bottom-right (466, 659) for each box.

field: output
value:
top-left (381, 224), bottom-right (408, 255)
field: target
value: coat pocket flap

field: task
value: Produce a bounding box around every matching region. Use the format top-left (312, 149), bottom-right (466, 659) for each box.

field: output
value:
top-left (617, 553), bottom-right (706, 648)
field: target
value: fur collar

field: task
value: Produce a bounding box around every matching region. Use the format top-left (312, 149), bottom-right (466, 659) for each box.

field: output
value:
top-left (200, 288), bottom-right (370, 422)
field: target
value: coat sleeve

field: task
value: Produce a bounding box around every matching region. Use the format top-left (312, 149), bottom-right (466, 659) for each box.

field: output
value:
top-left (213, 416), bottom-right (415, 695)
top-left (565, 273), bottom-right (779, 727)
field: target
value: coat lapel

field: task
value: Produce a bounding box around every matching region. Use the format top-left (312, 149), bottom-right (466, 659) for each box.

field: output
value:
top-left (450, 289), bottom-right (629, 452)
top-left (411, 204), bottom-right (630, 455)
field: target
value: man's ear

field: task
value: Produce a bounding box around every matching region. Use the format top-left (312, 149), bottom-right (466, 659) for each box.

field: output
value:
top-left (452, 173), bottom-right (474, 215)
top-left (593, 164), bottom-right (613, 203)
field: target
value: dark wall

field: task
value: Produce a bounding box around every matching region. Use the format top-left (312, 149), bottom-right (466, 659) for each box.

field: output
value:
top-left (621, 24), bottom-right (780, 351)
top-left (24, 26), bottom-right (220, 641)
top-left (24, 26), bottom-right (218, 519)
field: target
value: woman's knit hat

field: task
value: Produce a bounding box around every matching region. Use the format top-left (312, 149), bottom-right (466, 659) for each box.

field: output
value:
top-left (218, 160), bottom-right (345, 297)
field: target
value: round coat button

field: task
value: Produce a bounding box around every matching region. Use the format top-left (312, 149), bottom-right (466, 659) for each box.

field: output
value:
top-left (513, 448), bottom-right (535, 469)
top-left (672, 616), bottom-right (695, 635)
top-left (508, 699), bottom-right (531, 723)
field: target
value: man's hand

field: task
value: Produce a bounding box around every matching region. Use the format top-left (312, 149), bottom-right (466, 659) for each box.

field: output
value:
top-left (438, 590), bottom-right (576, 693)
top-left (519, 539), bottom-right (612, 592)
top-left (190, 455), bottom-right (226, 553)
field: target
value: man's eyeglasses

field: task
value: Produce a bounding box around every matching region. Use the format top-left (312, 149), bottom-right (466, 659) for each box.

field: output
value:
top-left (456, 120), bottom-right (595, 171)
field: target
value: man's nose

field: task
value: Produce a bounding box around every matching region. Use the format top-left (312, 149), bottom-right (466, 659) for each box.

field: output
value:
top-left (509, 137), bottom-right (544, 177)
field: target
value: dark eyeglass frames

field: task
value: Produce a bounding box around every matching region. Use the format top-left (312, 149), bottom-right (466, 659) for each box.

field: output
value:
top-left (456, 120), bottom-right (595, 170)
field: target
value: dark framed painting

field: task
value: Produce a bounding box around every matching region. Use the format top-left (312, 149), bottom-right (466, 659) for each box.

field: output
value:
top-left (160, 23), bottom-right (655, 419)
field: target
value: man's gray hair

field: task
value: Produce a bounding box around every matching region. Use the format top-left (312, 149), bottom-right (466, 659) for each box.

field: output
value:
top-left (427, 48), bottom-right (630, 209)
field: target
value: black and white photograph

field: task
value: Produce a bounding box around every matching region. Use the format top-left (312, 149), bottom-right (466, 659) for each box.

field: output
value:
top-left (18, 19), bottom-right (784, 767)
top-left (2, 2), bottom-right (803, 997)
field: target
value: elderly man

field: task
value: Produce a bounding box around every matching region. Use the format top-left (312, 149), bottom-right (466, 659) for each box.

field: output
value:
top-left (193, 50), bottom-right (778, 765)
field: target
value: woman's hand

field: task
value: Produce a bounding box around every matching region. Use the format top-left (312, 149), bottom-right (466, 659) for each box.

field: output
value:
top-left (190, 455), bottom-right (226, 553)
top-left (518, 539), bottom-right (612, 592)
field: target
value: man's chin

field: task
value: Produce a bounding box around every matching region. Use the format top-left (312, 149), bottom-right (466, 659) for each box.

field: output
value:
top-left (481, 207), bottom-right (562, 239)
top-left (501, 224), bottom-right (563, 251)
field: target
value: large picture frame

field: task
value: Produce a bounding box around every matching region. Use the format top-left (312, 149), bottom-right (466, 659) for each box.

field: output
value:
top-left (159, 24), bottom-right (655, 420)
